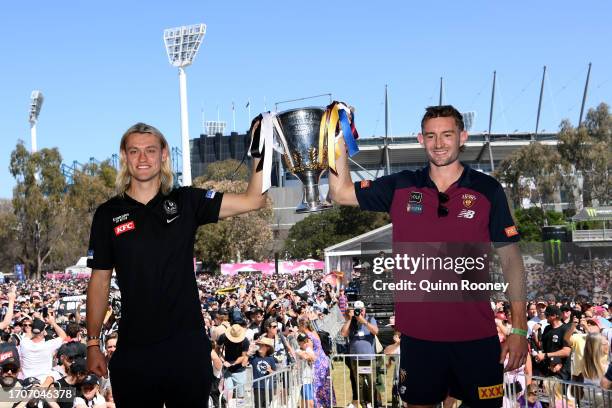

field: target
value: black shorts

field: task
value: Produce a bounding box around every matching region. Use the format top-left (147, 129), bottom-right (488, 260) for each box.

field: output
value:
top-left (398, 335), bottom-right (503, 408)
top-left (109, 330), bottom-right (213, 408)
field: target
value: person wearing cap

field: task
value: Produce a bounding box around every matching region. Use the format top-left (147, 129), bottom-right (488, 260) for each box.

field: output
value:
top-left (73, 374), bottom-right (105, 408)
top-left (340, 301), bottom-right (378, 408)
top-left (0, 345), bottom-right (22, 407)
top-left (249, 337), bottom-right (277, 408)
top-left (85, 123), bottom-right (266, 406)
top-left (18, 315), bottom-right (67, 383)
top-left (535, 305), bottom-right (571, 380)
top-left (52, 357), bottom-right (88, 408)
top-left (218, 324), bottom-right (250, 401)
top-left (329, 105), bottom-right (528, 407)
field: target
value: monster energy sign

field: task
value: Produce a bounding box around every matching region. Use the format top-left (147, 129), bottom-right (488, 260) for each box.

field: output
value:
top-left (547, 239), bottom-right (563, 265)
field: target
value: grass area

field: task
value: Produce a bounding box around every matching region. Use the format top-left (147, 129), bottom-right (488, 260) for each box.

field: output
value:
top-left (329, 357), bottom-right (399, 408)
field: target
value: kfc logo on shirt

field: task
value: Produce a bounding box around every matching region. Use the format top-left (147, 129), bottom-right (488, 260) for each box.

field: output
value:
top-left (114, 221), bottom-right (135, 236)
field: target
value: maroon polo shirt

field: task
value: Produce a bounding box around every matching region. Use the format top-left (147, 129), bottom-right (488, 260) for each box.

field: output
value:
top-left (355, 164), bottom-right (520, 341)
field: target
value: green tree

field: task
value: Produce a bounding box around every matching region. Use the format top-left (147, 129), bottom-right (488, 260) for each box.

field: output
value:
top-left (47, 161), bottom-right (117, 270)
top-left (9, 143), bottom-right (69, 278)
top-left (200, 159), bottom-right (249, 182)
top-left (284, 207), bottom-right (389, 259)
top-left (514, 208), bottom-right (566, 242)
top-left (495, 142), bottom-right (567, 214)
top-left (0, 200), bottom-right (18, 272)
top-left (192, 177), bottom-right (273, 268)
top-left (557, 103), bottom-right (611, 207)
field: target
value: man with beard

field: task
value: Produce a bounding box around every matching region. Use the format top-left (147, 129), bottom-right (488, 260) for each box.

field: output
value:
top-left (328, 105), bottom-right (528, 408)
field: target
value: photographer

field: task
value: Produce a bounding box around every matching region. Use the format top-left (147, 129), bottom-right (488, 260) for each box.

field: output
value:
top-left (340, 301), bottom-right (379, 408)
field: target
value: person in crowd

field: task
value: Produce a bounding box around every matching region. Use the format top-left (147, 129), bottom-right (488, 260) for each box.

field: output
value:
top-left (535, 305), bottom-right (571, 380)
top-left (219, 324), bottom-right (250, 401)
top-left (73, 374), bottom-right (106, 408)
top-left (210, 340), bottom-right (224, 408)
top-left (296, 333), bottom-right (315, 408)
top-left (337, 288), bottom-right (348, 316)
top-left (340, 301), bottom-right (378, 408)
top-left (262, 318), bottom-right (294, 368)
top-left (250, 337), bottom-right (276, 408)
top-left (212, 309), bottom-right (231, 343)
top-left (516, 384), bottom-right (542, 408)
top-left (582, 332), bottom-right (609, 386)
top-left (299, 317), bottom-right (334, 408)
top-left (19, 316), bottom-right (67, 382)
top-left (0, 345), bottom-right (24, 408)
top-left (52, 357), bottom-right (88, 408)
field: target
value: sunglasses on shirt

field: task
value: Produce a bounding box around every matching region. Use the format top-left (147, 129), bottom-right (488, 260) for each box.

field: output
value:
top-left (437, 192), bottom-right (449, 217)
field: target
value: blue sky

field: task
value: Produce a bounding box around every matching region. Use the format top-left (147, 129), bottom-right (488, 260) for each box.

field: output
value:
top-left (1, 1), bottom-right (610, 198)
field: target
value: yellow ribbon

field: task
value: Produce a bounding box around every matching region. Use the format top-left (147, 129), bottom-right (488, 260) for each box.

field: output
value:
top-left (326, 104), bottom-right (340, 172)
top-left (318, 109), bottom-right (328, 167)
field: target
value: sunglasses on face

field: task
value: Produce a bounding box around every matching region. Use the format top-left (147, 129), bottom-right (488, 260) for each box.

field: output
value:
top-left (437, 192), bottom-right (449, 217)
top-left (22, 324), bottom-right (31, 327)
top-left (2, 366), bottom-right (18, 374)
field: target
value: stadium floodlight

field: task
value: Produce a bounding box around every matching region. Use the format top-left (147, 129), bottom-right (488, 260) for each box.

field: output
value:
top-left (28, 90), bottom-right (44, 153)
top-left (163, 23), bottom-right (206, 186)
top-left (461, 111), bottom-right (475, 132)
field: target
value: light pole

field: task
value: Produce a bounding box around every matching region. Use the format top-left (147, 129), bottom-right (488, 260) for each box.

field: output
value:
top-left (163, 23), bottom-right (206, 186)
top-left (28, 90), bottom-right (44, 153)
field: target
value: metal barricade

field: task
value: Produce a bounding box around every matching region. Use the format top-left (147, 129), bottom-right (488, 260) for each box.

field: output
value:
top-left (330, 354), bottom-right (400, 408)
top-left (218, 365), bottom-right (303, 408)
top-left (525, 376), bottom-right (612, 408)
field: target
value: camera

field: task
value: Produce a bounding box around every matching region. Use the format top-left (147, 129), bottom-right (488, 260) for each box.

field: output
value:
top-left (354, 308), bottom-right (362, 317)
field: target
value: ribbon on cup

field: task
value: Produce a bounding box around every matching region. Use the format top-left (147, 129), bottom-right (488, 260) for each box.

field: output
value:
top-left (317, 101), bottom-right (359, 172)
top-left (248, 112), bottom-right (292, 193)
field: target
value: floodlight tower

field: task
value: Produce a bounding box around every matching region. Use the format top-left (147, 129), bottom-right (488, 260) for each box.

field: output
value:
top-left (163, 23), bottom-right (206, 186)
top-left (28, 90), bottom-right (44, 153)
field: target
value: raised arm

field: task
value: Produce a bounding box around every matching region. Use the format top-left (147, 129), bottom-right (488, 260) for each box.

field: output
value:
top-left (328, 138), bottom-right (358, 206)
top-left (219, 158), bottom-right (267, 219)
top-left (0, 287), bottom-right (16, 330)
top-left (86, 269), bottom-right (112, 377)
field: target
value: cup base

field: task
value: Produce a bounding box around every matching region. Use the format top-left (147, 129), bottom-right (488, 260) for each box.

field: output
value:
top-left (295, 201), bottom-right (333, 213)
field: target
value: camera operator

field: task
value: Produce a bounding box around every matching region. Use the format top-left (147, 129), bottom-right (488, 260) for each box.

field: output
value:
top-left (340, 301), bottom-right (379, 408)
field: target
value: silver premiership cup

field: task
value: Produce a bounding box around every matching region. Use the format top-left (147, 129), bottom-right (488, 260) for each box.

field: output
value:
top-left (275, 107), bottom-right (333, 213)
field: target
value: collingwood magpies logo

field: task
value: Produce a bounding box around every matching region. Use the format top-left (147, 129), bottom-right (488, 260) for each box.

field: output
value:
top-left (163, 200), bottom-right (178, 215)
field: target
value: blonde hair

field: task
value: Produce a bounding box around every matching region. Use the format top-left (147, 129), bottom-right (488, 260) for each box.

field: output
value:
top-left (582, 332), bottom-right (608, 380)
top-left (116, 123), bottom-right (174, 196)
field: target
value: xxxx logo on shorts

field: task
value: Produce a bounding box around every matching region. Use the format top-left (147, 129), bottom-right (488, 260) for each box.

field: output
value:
top-left (478, 384), bottom-right (503, 399)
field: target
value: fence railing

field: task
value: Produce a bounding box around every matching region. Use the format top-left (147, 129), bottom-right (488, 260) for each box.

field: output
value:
top-left (214, 355), bottom-right (612, 408)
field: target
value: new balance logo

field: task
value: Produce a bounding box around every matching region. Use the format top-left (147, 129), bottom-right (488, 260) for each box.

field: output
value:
top-left (458, 209), bottom-right (476, 219)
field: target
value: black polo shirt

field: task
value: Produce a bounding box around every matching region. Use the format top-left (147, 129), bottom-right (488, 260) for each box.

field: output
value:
top-left (87, 187), bottom-right (223, 346)
top-left (355, 164), bottom-right (520, 341)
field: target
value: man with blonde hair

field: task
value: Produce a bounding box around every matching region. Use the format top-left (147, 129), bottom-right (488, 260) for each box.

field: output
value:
top-left (86, 123), bottom-right (267, 407)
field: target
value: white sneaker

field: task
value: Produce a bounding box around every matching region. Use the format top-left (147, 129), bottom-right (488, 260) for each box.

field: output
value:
top-left (346, 404), bottom-right (356, 408)
top-left (366, 403), bottom-right (373, 408)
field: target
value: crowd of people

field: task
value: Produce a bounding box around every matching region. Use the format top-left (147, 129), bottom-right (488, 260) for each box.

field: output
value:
top-left (0, 264), bottom-right (610, 406)
top-left (525, 259), bottom-right (611, 304)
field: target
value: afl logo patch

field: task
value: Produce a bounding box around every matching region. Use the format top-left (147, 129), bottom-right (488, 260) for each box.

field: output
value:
top-left (461, 193), bottom-right (477, 208)
top-left (163, 200), bottom-right (178, 215)
top-left (409, 192), bottom-right (422, 203)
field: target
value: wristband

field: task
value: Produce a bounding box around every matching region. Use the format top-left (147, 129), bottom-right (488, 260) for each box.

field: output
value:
top-left (87, 339), bottom-right (101, 347)
top-left (87, 335), bottom-right (101, 341)
top-left (509, 328), bottom-right (528, 337)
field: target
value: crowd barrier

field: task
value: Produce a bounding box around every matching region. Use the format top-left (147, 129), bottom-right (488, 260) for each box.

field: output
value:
top-left (216, 355), bottom-right (612, 408)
